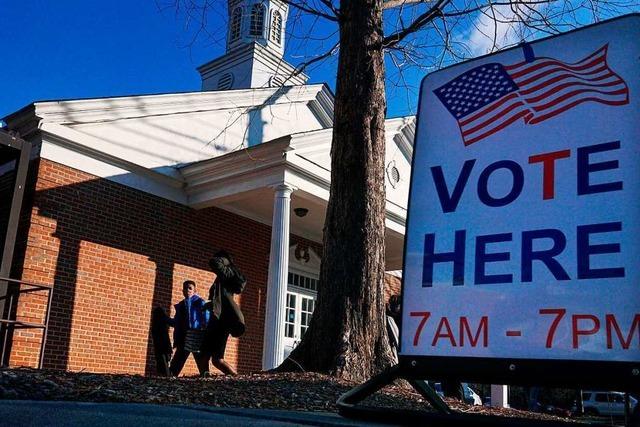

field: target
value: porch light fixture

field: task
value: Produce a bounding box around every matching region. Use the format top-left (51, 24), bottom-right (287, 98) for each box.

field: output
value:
top-left (294, 207), bottom-right (309, 217)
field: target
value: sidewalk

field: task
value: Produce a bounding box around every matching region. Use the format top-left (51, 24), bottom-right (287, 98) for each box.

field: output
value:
top-left (0, 400), bottom-right (394, 427)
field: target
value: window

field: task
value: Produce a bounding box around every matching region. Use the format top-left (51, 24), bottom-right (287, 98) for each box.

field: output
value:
top-left (271, 11), bottom-right (282, 44)
top-left (250, 3), bottom-right (265, 36)
top-left (595, 393), bottom-right (609, 402)
top-left (300, 297), bottom-right (315, 337)
top-left (283, 292), bottom-right (315, 342)
top-left (386, 161), bottom-right (401, 188)
top-left (284, 272), bottom-right (317, 349)
top-left (269, 75), bottom-right (285, 88)
top-left (285, 293), bottom-right (296, 338)
top-left (288, 272), bottom-right (318, 292)
top-left (217, 73), bottom-right (234, 90)
top-left (230, 7), bottom-right (242, 42)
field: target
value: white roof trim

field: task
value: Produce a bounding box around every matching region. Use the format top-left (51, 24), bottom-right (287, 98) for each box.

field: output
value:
top-left (39, 122), bottom-right (185, 189)
top-left (6, 84), bottom-right (333, 127)
top-left (386, 116), bottom-right (415, 161)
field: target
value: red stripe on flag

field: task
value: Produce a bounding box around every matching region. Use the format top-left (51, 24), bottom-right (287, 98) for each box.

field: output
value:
top-left (459, 92), bottom-right (520, 126)
top-left (464, 110), bottom-right (532, 146)
top-left (519, 70), bottom-right (614, 95)
top-left (462, 100), bottom-right (528, 136)
top-left (514, 61), bottom-right (607, 87)
top-left (528, 97), bottom-right (629, 124)
top-left (532, 87), bottom-right (628, 112)
top-left (525, 78), bottom-right (624, 104)
top-left (508, 51), bottom-right (606, 80)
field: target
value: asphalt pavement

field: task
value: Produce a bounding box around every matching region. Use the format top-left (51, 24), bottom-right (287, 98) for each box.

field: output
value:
top-left (1, 400), bottom-right (622, 426)
top-left (0, 400), bottom-right (394, 427)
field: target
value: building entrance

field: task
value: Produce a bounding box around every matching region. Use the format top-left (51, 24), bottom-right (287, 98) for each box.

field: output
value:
top-left (283, 271), bottom-right (317, 359)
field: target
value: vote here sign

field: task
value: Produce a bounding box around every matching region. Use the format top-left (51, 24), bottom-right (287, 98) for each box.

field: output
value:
top-left (401, 15), bottom-right (639, 371)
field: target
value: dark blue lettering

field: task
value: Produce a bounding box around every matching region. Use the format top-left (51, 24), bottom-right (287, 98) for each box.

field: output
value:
top-left (577, 222), bottom-right (625, 279)
top-left (423, 230), bottom-right (466, 287)
top-left (521, 229), bottom-right (570, 282)
top-left (577, 141), bottom-right (622, 195)
top-left (475, 233), bottom-right (513, 284)
top-left (430, 160), bottom-right (476, 213)
top-left (477, 160), bottom-right (524, 207)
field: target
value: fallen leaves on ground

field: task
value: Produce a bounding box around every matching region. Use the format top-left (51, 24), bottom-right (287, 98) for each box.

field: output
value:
top-left (0, 368), bottom-right (576, 423)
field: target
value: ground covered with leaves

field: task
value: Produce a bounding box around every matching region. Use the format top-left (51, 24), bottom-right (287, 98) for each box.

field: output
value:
top-left (0, 368), bottom-right (580, 423)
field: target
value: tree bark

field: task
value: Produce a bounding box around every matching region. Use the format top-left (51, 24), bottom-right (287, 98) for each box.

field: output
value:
top-left (278, 0), bottom-right (395, 381)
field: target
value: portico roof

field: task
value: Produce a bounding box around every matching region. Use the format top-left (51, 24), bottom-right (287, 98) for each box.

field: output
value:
top-left (179, 120), bottom-right (413, 269)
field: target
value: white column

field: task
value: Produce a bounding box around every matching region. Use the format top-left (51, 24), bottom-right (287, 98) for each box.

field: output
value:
top-left (262, 183), bottom-right (295, 370)
top-left (491, 385), bottom-right (509, 408)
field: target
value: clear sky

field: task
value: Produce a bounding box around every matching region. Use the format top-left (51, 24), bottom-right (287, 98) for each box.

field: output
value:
top-left (1, 1), bottom-right (637, 121)
top-left (0, 1), bottom-right (228, 119)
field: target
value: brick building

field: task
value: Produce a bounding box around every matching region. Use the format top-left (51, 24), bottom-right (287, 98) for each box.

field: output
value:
top-left (0, 0), bottom-right (411, 376)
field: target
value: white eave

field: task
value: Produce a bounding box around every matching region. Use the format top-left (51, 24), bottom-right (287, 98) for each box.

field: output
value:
top-left (4, 84), bottom-right (334, 130)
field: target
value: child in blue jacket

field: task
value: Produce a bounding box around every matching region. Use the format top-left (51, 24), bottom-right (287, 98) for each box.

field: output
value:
top-left (168, 280), bottom-right (210, 376)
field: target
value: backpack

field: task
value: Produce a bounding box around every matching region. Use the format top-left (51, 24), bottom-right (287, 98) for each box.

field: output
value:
top-left (224, 263), bottom-right (247, 294)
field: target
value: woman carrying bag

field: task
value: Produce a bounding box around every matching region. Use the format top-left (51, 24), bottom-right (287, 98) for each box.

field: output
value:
top-left (202, 250), bottom-right (246, 375)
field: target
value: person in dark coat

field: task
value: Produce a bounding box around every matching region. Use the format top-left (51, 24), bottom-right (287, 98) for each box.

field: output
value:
top-left (167, 280), bottom-right (210, 376)
top-left (151, 307), bottom-right (172, 377)
top-left (386, 294), bottom-right (401, 363)
top-left (202, 250), bottom-right (246, 375)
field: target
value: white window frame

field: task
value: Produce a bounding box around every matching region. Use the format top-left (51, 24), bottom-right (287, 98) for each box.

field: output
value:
top-left (271, 10), bottom-right (283, 45)
top-left (283, 244), bottom-right (320, 359)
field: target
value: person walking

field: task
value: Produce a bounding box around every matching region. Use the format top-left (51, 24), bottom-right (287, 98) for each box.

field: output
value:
top-left (202, 250), bottom-right (246, 376)
top-left (168, 280), bottom-right (210, 376)
top-left (151, 306), bottom-right (172, 377)
top-left (386, 294), bottom-right (401, 363)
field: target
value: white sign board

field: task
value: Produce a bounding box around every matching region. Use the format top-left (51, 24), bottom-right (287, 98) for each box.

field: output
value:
top-left (401, 15), bottom-right (639, 369)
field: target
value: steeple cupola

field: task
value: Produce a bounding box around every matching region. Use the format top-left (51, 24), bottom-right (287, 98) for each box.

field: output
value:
top-left (197, 0), bottom-right (307, 91)
top-left (227, 0), bottom-right (286, 56)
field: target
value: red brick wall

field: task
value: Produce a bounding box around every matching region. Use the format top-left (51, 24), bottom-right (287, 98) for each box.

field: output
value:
top-left (384, 274), bottom-right (402, 301)
top-left (9, 158), bottom-right (401, 376)
top-left (10, 159), bottom-right (278, 375)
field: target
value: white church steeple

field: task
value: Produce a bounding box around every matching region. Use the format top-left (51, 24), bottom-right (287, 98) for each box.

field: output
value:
top-left (227, 0), bottom-right (285, 55)
top-left (198, 0), bottom-right (308, 91)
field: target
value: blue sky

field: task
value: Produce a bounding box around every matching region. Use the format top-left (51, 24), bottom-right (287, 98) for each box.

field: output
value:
top-left (0, 1), bottom-right (224, 118)
top-left (1, 1), bottom-right (637, 121)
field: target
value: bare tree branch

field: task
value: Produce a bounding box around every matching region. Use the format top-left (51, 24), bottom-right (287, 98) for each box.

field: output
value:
top-left (383, 0), bottom-right (436, 9)
top-left (280, 0), bottom-right (339, 21)
top-left (383, 0), bottom-right (450, 47)
top-left (289, 42), bottom-right (340, 80)
top-left (318, 0), bottom-right (340, 17)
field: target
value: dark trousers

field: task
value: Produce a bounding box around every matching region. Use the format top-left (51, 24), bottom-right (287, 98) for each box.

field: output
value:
top-left (155, 353), bottom-right (171, 377)
top-left (169, 348), bottom-right (210, 376)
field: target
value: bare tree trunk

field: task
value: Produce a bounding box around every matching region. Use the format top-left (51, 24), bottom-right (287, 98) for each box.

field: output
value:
top-left (278, 0), bottom-right (394, 381)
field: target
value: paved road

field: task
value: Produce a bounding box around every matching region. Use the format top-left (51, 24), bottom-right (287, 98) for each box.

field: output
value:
top-left (2, 400), bottom-right (618, 426)
top-left (0, 400), bottom-right (393, 427)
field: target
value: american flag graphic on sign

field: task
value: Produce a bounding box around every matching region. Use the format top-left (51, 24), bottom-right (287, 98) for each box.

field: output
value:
top-left (434, 45), bottom-right (629, 146)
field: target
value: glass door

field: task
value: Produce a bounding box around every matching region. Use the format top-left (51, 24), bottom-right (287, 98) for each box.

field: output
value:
top-left (283, 272), bottom-right (317, 359)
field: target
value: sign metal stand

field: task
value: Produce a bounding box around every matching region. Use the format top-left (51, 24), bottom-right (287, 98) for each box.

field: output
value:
top-left (337, 364), bottom-right (583, 426)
